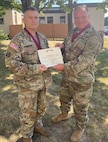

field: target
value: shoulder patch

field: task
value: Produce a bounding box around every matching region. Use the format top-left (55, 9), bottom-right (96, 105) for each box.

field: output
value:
top-left (10, 42), bottom-right (18, 50)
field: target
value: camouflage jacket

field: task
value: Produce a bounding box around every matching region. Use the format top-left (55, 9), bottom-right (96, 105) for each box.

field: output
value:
top-left (5, 29), bottom-right (49, 90)
top-left (62, 25), bottom-right (103, 84)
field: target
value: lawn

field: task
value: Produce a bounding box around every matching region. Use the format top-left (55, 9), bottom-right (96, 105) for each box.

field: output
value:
top-left (0, 37), bottom-right (108, 142)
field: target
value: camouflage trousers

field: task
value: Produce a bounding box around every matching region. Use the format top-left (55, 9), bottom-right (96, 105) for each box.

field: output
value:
top-left (59, 77), bottom-right (93, 130)
top-left (17, 85), bottom-right (46, 138)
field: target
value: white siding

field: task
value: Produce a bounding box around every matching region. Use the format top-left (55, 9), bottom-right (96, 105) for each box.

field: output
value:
top-left (0, 6), bottom-right (104, 35)
top-left (0, 10), bottom-right (22, 34)
top-left (88, 8), bottom-right (104, 31)
top-left (72, 7), bottom-right (104, 31)
top-left (40, 7), bottom-right (104, 31)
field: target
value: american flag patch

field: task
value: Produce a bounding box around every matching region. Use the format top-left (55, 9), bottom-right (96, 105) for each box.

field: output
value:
top-left (10, 42), bottom-right (18, 50)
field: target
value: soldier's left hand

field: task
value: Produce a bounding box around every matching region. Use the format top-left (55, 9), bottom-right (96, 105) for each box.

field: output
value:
top-left (39, 64), bottom-right (48, 73)
top-left (52, 64), bottom-right (64, 71)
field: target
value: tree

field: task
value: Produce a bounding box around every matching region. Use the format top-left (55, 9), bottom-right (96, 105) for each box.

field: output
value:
top-left (0, 30), bottom-right (8, 45)
top-left (21, 0), bottom-right (32, 12)
top-left (0, 0), bottom-right (75, 33)
top-left (97, 0), bottom-right (108, 13)
top-left (68, 0), bottom-right (73, 32)
top-left (20, 0), bottom-right (73, 32)
top-left (0, 6), bottom-right (5, 17)
top-left (20, 0), bottom-right (71, 12)
top-left (0, 0), bottom-right (21, 17)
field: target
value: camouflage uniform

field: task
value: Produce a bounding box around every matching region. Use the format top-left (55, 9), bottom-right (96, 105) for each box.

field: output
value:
top-left (5, 29), bottom-right (49, 138)
top-left (60, 25), bottom-right (103, 129)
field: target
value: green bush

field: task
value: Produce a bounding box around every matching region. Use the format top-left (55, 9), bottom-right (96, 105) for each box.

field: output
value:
top-left (0, 30), bottom-right (8, 43)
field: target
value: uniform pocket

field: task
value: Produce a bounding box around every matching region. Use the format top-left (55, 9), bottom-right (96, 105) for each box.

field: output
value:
top-left (21, 44), bottom-right (38, 63)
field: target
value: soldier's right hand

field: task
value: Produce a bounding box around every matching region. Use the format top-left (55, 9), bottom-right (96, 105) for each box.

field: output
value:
top-left (55, 43), bottom-right (63, 49)
top-left (39, 64), bottom-right (48, 73)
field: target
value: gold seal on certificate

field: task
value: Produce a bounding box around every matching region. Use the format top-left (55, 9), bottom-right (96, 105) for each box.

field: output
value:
top-left (38, 47), bottom-right (64, 67)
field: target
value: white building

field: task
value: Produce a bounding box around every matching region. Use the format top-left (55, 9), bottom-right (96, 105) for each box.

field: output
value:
top-left (40, 3), bottom-right (104, 31)
top-left (0, 3), bottom-right (104, 35)
top-left (0, 9), bottom-right (23, 35)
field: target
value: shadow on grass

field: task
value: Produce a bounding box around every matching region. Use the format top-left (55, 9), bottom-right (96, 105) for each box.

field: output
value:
top-left (0, 45), bottom-right (20, 138)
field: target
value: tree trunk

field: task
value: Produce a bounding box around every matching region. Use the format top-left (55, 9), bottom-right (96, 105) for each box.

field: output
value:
top-left (68, 0), bottom-right (73, 33)
top-left (21, 0), bottom-right (32, 12)
top-left (35, 0), bottom-right (40, 11)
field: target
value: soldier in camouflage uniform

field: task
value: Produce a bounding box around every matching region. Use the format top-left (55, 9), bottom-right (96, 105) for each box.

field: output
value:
top-left (51, 5), bottom-right (103, 142)
top-left (5, 7), bottom-right (50, 142)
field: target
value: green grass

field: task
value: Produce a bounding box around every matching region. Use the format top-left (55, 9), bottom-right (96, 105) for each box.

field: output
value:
top-left (0, 38), bottom-right (108, 142)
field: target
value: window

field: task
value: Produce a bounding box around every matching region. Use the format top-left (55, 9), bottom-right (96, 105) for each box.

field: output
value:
top-left (0, 17), bottom-right (4, 24)
top-left (14, 12), bottom-right (17, 24)
top-left (60, 16), bottom-right (65, 24)
top-left (47, 17), bottom-right (53, 24)
top-left (39, 17), bottom-right (45, 24)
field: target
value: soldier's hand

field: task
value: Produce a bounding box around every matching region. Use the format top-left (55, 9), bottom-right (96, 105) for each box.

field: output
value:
top-left (52, 64), bottom-right (64, 71)
top-left (39, 64), bottom-right (48, 73)
top-left (55, 43), bottom-right (63, 49)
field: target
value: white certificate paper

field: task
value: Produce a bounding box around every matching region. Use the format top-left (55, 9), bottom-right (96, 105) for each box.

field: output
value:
top-left (38, 47), bottom-right (64, 67)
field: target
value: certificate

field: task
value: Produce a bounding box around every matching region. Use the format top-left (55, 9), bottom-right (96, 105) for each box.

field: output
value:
top-left (38, 47), bottom-right (64, 67)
